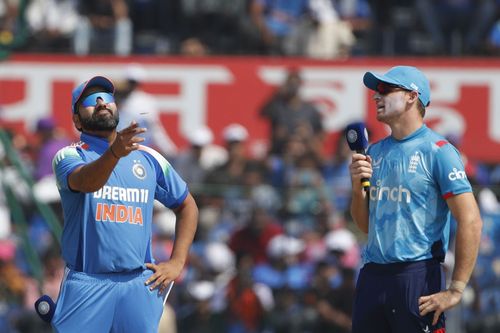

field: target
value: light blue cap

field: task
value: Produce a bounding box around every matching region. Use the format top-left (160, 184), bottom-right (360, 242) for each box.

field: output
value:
top-left (363, 66), bottom-right (431, 107)
top-left (71, 76), bottom-right (114, 114)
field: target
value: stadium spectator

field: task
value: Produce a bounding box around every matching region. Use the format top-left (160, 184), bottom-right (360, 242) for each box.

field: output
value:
top-left (260, 69), bottom-right (324, 156)
top-left (128, 0), bottom-right (180, 54)
top-left (333, 0), bottom-right (373, 55)
top-left (178, 0), bottom-right (248, 55)
top-left (312, 261), bottom-right (354, 333)
top-left (248, 0), bottom-right (311, 55)
top-left (322, 129), bottom-right (354, 215)
top-left (284, 150), bottom-right (331, 233)
top-left (306, 0), bottom-right (356, 59)
top-left (174, 125), bottom-right (226, 186)
top-left (33, 117), bottom-right (71, 181)
top-left (0, 239), bottom-right (47, 333)
top-left (177, 280), bottom-right (226, 332)
top-left (73, 0), bottom-right (132, 55)
top-left (229, 206), bottom-right (283, 264)
top-left (205, 123), bottom-right (250, 186)
top-left (225, 254), bottom-right (267, 333)
top-left (115, 63), bottom-right (177, 157)
top-left (415, 0), bottom-right (498, 55)
top-left (0, 0), bottom-right (21, 50)
top-left (25, 0), bottom-right (78, 53)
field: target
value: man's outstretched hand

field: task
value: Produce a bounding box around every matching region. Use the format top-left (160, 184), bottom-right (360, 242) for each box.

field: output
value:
top-left (110, 121), bottom-right (146, 158)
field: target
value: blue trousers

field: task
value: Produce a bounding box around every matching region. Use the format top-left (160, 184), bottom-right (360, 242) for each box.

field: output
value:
top-left (52, 268), bottom-right (165, 333)
top-left (352, 259), bottom-right (446, 333)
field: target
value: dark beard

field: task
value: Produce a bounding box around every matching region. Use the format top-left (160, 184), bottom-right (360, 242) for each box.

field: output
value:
top-left (79, 110), bottom-right (119, 131)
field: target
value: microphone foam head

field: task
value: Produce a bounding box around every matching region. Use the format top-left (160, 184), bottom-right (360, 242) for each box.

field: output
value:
top-left (34, 295), bottom-right (56, 323)
top-left (345, 122), bottom-right (369, 151)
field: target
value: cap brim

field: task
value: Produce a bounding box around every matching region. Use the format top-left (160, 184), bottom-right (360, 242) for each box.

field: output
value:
top-left (363, 72), bottom-right (401, 91)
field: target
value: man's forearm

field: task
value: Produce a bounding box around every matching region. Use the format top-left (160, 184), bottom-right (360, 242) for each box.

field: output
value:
top-left (68, 148), bottom-right (119, 192)
top-left (170, 194), bottom-right (198, 267)
top-left (350, 190), bottom-right (369, 233)
top-left (450, 214), bottom-right (482, 286)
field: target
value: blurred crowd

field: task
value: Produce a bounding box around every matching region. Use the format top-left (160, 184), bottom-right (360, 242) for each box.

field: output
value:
top-left (1, 0), bottom-right (500, 58)
top-left (1, 66), bottom-right (500, 333)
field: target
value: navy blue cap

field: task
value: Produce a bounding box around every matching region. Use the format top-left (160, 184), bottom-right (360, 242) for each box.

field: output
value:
top-left (71, 76), bottom-right (114, 114)
top-left (363, 66), bottom-right (431, 107)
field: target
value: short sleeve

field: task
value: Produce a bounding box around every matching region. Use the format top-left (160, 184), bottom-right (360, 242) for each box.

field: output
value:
top-left (139, 146), bottom-right (188, 208)
top-left (432, 142), bottom-right (472, 199)
top-left (52, 146), bottom-right (85, 191)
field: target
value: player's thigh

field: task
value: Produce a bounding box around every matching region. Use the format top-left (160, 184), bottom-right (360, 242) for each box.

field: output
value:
top-left (52, 271), bottom-right (116, 333)
top-left (389, 264), bottom-right (446, 332)
top-left (111, 271), bottom-right (164, 333)
top-left (352, 267), bottom-right (391, 333)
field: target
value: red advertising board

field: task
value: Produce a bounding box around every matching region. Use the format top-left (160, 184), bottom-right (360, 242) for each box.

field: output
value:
top-left (0, 55), bottom-right (499, 162)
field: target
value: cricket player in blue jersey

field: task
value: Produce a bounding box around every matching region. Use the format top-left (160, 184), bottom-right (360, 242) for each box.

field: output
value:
top-left (349, 66), bottom-right (482, 332)
top-left (51, 76), bottom-right (198, 332)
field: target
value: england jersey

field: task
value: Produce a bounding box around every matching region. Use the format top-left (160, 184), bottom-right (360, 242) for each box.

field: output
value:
top-left (52, 133), bottom-right (188, 273)
top-left (363, 125), bottom-right (471, 264)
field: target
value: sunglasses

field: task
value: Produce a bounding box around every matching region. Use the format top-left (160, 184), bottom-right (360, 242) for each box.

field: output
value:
top-left (376, 82), bottom-right (411, 95)
top-left (80, 92), bottom-right (115, 108)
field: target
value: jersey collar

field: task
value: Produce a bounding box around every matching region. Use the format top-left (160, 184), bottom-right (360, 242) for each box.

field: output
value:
top-left (80, 133), bottom-right (110, 154)
top-left (392, 124), bottom-right (428, 142)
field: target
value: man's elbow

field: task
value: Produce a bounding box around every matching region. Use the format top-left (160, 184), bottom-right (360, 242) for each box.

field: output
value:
top-left (357, 222), bottom-right (369, 234)
top-left (68, 179), bottom-right (102, 193)
top-left (471, 215), bottom-right (483, 239)
top-left (350, 212), bottom-right (369, 234)
top-left (175, 194), bottom-right (199, 220)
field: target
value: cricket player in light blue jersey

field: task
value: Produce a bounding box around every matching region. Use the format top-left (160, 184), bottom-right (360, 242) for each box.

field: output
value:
top-left (349, 66), bottom-right (482, 333)
top-left (51, 76), bottom-right (198, 332)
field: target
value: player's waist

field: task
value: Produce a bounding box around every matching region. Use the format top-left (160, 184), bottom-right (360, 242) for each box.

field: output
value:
top-left (362, 258), bottom-right (441, 275)
top-left (65, 266), bottom-right (150, 283)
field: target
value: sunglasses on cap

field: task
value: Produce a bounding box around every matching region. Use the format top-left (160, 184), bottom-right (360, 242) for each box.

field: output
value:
top-left (80, 92), bottom-right (115, 108)
top-left (376, 82), bottom-right (411, 95)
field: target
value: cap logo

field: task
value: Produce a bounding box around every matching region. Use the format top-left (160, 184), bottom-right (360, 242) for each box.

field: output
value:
top-left (410, 83), bottom-right (419, 91)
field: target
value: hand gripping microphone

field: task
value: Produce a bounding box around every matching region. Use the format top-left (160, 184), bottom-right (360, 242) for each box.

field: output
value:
top-left (345, 122), bottom-right (370, 191)
top-left (34, 294), bottom-right (56, 323)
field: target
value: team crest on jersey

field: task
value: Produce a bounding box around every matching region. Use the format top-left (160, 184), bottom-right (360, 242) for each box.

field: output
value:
top-left (408, 152), bottom-right (420, 173)
top-left (132, 160), bottom-right (146, 180)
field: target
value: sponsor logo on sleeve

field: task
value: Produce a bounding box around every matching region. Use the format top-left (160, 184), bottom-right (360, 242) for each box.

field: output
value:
top-left (448, 168), bottom-right (467, 181)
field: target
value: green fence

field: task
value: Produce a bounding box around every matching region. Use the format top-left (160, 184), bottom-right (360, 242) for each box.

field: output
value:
top-left (0, 130), bottom-right (62, 289)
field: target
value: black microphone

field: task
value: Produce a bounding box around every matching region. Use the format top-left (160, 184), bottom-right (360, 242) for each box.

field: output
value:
top-left (345, 122), bottom-right (370, 191)
top-left (34, 295), bottom-right (56, 323)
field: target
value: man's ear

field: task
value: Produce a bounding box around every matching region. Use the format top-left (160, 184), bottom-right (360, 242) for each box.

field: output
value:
top-left (408, 91), bottom-right (419, 104)
top-left (73, 113), bottom-right (82, 131)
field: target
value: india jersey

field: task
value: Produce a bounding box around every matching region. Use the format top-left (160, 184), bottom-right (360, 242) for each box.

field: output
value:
top-left (52, 133), bottom-right (188, 273)
top-left (363, 125), bottom-right (471, 264)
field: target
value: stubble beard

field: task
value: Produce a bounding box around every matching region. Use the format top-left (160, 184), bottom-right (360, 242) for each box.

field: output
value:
top-left (79, 110), bottom-right (119, 132)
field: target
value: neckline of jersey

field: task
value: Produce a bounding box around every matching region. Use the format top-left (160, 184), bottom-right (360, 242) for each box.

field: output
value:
top-left (80, 133), bottom-right (110, 153)
top-left (391, 124), bottom-right (428, 143)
